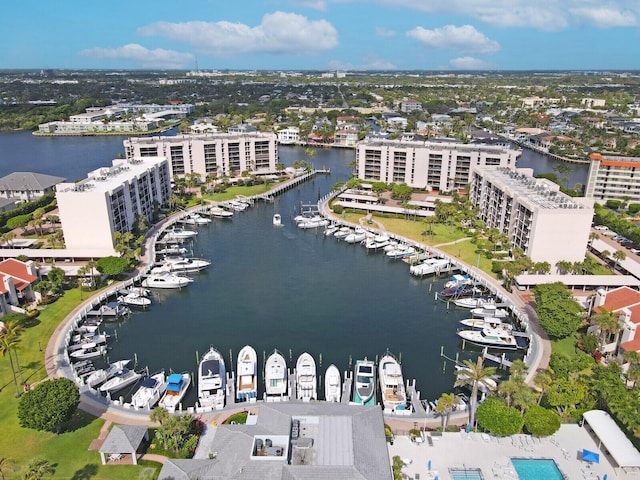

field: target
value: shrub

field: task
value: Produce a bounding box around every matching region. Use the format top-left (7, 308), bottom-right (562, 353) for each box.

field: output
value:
top-left (629, 204), bottom-right (640, 214)
top-left (606, 199), bottom-right (622, 209)
top-left (524, 405), bottom-right (561, 437)
top-left (17, 378), bottom-right (80, 433)
top-left (332, 205), bottom-right (344, 214)
top-left (476, 398), bottom-right (524, 436)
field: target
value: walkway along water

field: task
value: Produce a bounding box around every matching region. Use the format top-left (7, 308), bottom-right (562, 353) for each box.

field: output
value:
top-left (45, 170), bottom-right (550, 431)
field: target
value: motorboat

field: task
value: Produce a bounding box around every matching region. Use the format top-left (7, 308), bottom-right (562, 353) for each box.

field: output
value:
top-left (117, 292), bottom-right (151, 308)
top-left (156, 245), bottom-right (188, 256)
top-left (324, 364), bottom-right (341, 403)
top-left (333, 226), bottom-right (352, 239)
top-left (453, 296), bottom-right (494, 309)
top-left (141, 268), bottom-right (193, 289)
top-left (85, 359), bottom-right (131, 388)
top-left (373, 232), bottom-right (390, 244)
top-left (386, 244), bottom-right (415, 259)
top-left (236, 345), bottom-right (258, 402)
top-left (69, 333), bottom-right (109, 350)
top-left (458, 327), bottom-right (522, 350)
top-left (455, 365), bottom-right (497, 394)
top-left (409, 258), bottom-right (451, 276)
top-left (324, 225), bottom-right (338, 236)
top-left (471, 304), bottom-right (509, 318)
top-left (295, 352), bottom-right (317, 401)
top-left (273, 213), bottom-right (282, 227)
top-left (209, 206), bottom-right (234, 219)
top-left (297, 215), bottom-right (329, 229)
top-left (198, 346), bottom-right (226, 410)
top-left (181, 213), bottom-right (211, 225)
top-left (344, 226), bottom-right (368, 244)
top-left (460, 317), bottom-right (512, 332)
top-left (228, 200), bottom-right (248, 211)
top-left (73, 324), bottom-right (100, 335)
top-left (444, 274), bottom-right (472, 289)
top-left (118, 286), bottom-right (151, 297)
top-left (378, 350), bottom-right (407, 411)
top-left (158, 256), bottom-right (211, 273)
top-left (74, 360), bottom-right (96, 377)
top-left (131, 371), bottom-right (167, 410)
top-left (352, 358), bottom-right (376, 406)
top-left (159, 372), bottom-right (191, 412)
top-left (87, 302), bottom-right (131, 319)
top-left (364, 237), bottom-right (390, 250)
top-left (264, 349), bottom-right (288, 401)
top-left (163, 227), bottom-right (198, 242)
top-left (402, 251), bottom-right (434, 265)
top-left (99, 367), bottom-right (142, 393)
top-left (70, 344), bottom-right (107, 360)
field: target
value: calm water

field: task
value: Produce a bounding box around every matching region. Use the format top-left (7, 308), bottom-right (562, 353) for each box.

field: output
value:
top-left (0, 132), bottom-right (578, 404)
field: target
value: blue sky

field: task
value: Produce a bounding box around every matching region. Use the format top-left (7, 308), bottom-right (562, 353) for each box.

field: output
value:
top-left (1, 0), bottom-right (639, 71)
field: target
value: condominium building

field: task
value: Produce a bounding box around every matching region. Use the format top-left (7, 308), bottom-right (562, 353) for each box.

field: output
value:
top-left (277, 126), bottom-right (300, 144)
top-left (585, 154), bottom-right (640, 203)
top-left (356, 138), bottom-right (520, 191)
top-left (56, 157), bottom-right (171, 253)
top-left (124, 132), bottom-right (278, 179)
top-left (469, 167), bottom-right (594, 266)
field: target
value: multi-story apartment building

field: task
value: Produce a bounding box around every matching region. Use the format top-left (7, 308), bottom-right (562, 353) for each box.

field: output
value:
top-left (585, 153), bottom-right (640, 203)
top-left (356, 138), bottom-right (520, 191)
top-left (277, 126), bottom-right (300, 144)
top-left (124, 132), bottom-right (278, 179)
top-left (469, 167), bottom-right (594, 266)
top-left (56, 157), bottom-right (171, 253)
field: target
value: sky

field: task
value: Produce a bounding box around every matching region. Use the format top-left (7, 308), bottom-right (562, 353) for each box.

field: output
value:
top-left (1, 0), bottom-right (639, 71)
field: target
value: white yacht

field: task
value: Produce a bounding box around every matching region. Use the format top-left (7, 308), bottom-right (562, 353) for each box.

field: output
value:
top-left (131, 371), bottom-right (166, 410)
top-left (324, 364), bottom-right (341, 403)
top-left (198, 346), bottom-right (226, 410)
top-left (85, 359), bottom-right (131, 388)
top-left (454, 297), bottom-right (493, 309)
top-left (182, 213), bottom-right (211, 225)
top-left (458, 327), bottom-right (521, 350)
top-left (460, 317), bottom-right (511, 331)
top-left (352, 358), bottom-right (376, 405)
top-left (159, 372), bottom-right (191, 412)
top-left (378, 350), bottom-right (407, 412)
top-left (163, 227), bottom-right (198, 242)
top-left (297, 215), bottom-right (329, 229)
top-left (158, 256), bottom-right (211, 273)
top-left (333, 226), bottom-right (352, 239)
top-left (344, 226), bottom-right (368, 244)
top-left (209, 206), bottom-right (234, 219)
top-left (409, 258), bottom-right (451, 276)
top-left (117, 292), bottom-right (151, 308)
top-left (386, 244), bottom-right (415, 259)
top-left (99, 368), bottom-right (142, 393)
top-left (295, 352), bottom-right (317, 401)
top-left (236, 345), bottom-right (258, 402)
top-left (471, 304), bottom-right (509, 318)
top-left (264, 349), bottom-right (288, 401)
top-left (69, 344), bottom-right (107, 360)
top-left (273, 213), bottom-right (282, 227)
top-left (141, 268), bottom-right (193, 289)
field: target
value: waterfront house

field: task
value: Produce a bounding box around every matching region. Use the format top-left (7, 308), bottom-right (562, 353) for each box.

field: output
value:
top-left (0, 172), bottom-right (65, 202)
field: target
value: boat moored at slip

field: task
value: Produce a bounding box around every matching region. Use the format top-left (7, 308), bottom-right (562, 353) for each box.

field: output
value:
top-left (352, 358), bottom-right (376, 406)
top-left (295, 352), bottom-right (317, 401)
top-left (87, 302), bottom-right (131, 320)
top-left (324, 364), bottom-right (341, 403)
top-left (471, 303), bottom-right (509, 318)
top-left (141, 267), bottom-right (193, 289)
top-left (378, 350), bottom-right (408, 412)
top-left (409, 257), bottom-right (451, 276)
top-left (333, 226), bottom-right (352, 239)
top-left (117, 292), bottom-right (152, 308)
top-left (264, 349), bottom-right (288, 401)
top-left (297, 215), bottom-right (329, 229)
top-left (69, 344), bottom-right (107, 360)
top-left (131, 371), bottom-right (167, 410)
top-left (386, 244), bottom-right (415, 259)
top-left (99, 367), bottom-right (142, 393)
top-left (162, 227), bottom-right (198, 242)
top-left (444, 274), bottom-right (472, 289)
top-left (159, 372), bottom-right (191, 412)
top-left (458, 327), bottom-right (523, 350)
top-left (157, 256), bottom-right (211, 273)
top-left (236, 345), bottom-right (258, 402)
top-left (460, 317), bottom-right (512, 331)
top-left (344, 226), bottom-right (368, 244)
top-left (453, 296), bottom-right (494, 309)
top-left (85, 359), bottom-right (131, 388)
top-left (209, 206), bottom-right (234, 219)
top-left (323, 225), bottom-right (338, 236)
top-left (181, 213), bottom-right (211, 226)
top-left (198, 346), bottom-right (226, 410)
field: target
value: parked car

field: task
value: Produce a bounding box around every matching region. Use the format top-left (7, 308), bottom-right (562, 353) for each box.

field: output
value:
top-left (594, 225), bottom-right (609, 230)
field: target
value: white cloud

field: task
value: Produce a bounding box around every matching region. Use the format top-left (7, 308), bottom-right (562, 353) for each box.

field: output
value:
top-left (79, 44), bottom-right (194, 69)
top-left (407, 25), bottom-right (500, 54)
top-left (570, 7), bottom-right (638, 27)
top-left (291, 0), bottom-right (328, 10)
top-left (447, 56), bottom-right (496, 70)
top-left (375, 27), bottom-right (396, 37)
top-left (137, 12), bottom-right (338, 57)
top-left (324, 0), bottom-right (640, 31)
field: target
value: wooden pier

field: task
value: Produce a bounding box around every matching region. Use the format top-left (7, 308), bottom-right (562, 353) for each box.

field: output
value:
top-left (255, 169), bottom-right (330, 203)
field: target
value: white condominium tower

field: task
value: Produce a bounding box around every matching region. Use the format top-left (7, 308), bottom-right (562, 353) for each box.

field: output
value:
top-left (56, 157), bottom-right (171, 254)
top-left (124, 132), bottom-right (278, 179)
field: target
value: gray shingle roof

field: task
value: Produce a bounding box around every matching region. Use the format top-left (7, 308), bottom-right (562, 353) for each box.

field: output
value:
top-left (0, 172), bottom-right (66, 191)
top-left (99, 425), bottom-right (147, 454)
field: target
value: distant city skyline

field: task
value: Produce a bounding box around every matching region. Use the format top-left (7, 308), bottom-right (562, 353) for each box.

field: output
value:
top-left (2, 1), bottom-right (639, 71)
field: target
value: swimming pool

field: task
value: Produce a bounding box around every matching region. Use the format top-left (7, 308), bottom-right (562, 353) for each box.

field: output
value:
top-left (511, 458), bottom-right (564, 480)
top-left (449, 467), bottom-right (484, 480)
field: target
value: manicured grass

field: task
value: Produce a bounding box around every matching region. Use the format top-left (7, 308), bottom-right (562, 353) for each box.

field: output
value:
top-left (438, 239), bottom-right (498, 279)
top-left (0, 289), bottom-right (159, 479)
top-left (551, 334), bottom-right (580, 358)
top-left (202, 182), bottom-right (279, 202)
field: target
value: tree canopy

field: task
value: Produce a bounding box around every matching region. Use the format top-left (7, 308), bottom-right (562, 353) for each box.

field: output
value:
top-left (523, 405), bottom-right (561, 437)
top-left (17, 378), bottom-right (79, 433)
top-left (476, 397), bottom-right (524, 436)
top-left (533, 282), bottom-right (583, 339)
top-left (96, 256), bottom-right (130, 277)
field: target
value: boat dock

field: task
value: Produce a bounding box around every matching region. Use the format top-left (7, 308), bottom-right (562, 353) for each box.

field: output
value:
top-left (254, 169), bottom-right (330, 203)
top-left (341, 370), bottom-right (353, 404)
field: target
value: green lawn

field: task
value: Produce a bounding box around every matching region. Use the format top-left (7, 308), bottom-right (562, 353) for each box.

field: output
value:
top-left (0, 289), bottom-right (160, 479)
top-left (551, 334), bottom-right (580, 358)
top-left (201, 182), bottom-right (279, 202)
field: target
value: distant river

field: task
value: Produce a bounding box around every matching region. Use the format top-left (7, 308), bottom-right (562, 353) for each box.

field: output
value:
top-left (0, 132), bottom-right (576, 404)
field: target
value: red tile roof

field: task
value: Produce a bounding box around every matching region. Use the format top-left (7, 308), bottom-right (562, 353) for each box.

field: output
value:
top-left (0, 259), bottom-right (37, 291)
top-left (599, 286), bottom-right (640, 312)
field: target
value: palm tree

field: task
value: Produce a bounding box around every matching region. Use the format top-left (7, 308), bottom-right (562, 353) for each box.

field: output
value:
top-left (588, 231), bottom-right (599, 247)
top-left (592, 308), bottom-right (620, 349)
top-left (600, 250), bottom-right (611, 269)
top-left (612, 249), bottom-right (626, 271)
top-left (0, 320), bottom-right (24, 397)
top-left (533, 369), bottom-right (554, 405)
top-left (23, 458), bottom-right (54, 480)
top-left (454, 356), bottom-right (498, 427)
top-left (434, 392), bottom-right (460, 431)
top-left (0, 457), bottom-right (14, 480)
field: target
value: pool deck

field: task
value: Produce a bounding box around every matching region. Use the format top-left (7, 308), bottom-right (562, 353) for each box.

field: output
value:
top-left (388, 424), bottom-right (621, 480)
